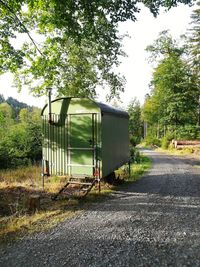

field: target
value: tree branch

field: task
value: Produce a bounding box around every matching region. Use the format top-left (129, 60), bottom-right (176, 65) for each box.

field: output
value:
top-left (0, 0), bottom-right (43, 57)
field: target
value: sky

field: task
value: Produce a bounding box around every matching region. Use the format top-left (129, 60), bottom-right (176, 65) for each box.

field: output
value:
top-left (0, 3), bottom-right (195, 109)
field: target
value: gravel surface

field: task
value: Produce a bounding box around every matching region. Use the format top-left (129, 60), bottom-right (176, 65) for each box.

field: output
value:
top-left (1, 150), bottom-right (200, 267)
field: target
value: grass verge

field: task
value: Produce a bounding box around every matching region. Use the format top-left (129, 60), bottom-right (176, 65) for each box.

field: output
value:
top-left (129, 155), bottom-right (152, 182)
top-left (0, 155), bottom-right (151, 245)
top-left (156, 147), bottom-right (200, 158)
top-left (114, 154), bottom-right (152, 187)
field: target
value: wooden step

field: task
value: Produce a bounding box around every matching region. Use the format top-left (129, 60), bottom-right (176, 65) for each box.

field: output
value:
top-left (68, 181), bottom-right (93, 186)
top-left (81, 187), bottom-right (90, 191)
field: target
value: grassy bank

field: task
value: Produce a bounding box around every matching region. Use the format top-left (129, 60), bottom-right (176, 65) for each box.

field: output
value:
top-left (0, 155), bottom-right (151, 245)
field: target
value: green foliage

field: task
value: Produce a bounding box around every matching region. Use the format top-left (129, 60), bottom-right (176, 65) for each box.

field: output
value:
top-left (0, 98), bottom-right (42, 169)
top-left (128, 98), bottom-right (143, 144)
top-left (188, 1), bottom-right (200, 78)
top-left (0, 102), bottom-right (14, 119)
top-left (130, 147), bottom-right (141, 163)
top-left (143, 29), bottom-right (200, 144)
top-left (130, 135), bottom-right (139, 147)
top-left (7, 97), bottom-right (29, 117)
top-left (161, 133), bottom-right (174, 149)
top-left (176, 125), bottom-right (200, 140)
top-left (187, 1), bottom-right (200, 125)
top-left (128, 155), bottom-right (152, 182)
top-left (0, 0), bottom-right (194, 98)
top-left (0, 102), bottom-right (14, 130)
top-left (145, 32), bottom-right (199, 126)
top-left (144, 134), bottom-right (161, 147)
top-left (161, 137), bottom-right (169, 149)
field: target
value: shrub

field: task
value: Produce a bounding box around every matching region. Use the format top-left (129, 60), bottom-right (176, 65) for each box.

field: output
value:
top-left (144, 134), bottom-right (161, 147)
top-left (129, 135), bottom-right (140, 147)
top-left (161, 137), bottom-right (170, 149)
top-left (176, 125), bottom-right (200, 140)
top-left (130, 147), bottom-right (140, 163)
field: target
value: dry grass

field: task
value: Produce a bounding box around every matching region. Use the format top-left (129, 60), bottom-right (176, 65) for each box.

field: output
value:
top-left (156, 147), bottom-right (200, 158)
top-left (0, 158), bottom-right (151, 245)
top-left (0, 208), bottom-right (78, 240)
top-left (0, 166), bottom-right (82, 245)
top-left (0, 166), bottom-right (41, 185)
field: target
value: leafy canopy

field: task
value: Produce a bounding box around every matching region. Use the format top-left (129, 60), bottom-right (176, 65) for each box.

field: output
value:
top-left (187, 1), bottom-right (200, 85)
top-left (0, 97), bottom-right (42, 169)
top-left (0, 0), bottom-right (194, 98)
top-left (128, 97), bottom-right (143, 144)
top-left (143, 31), bottom-right (199, 127)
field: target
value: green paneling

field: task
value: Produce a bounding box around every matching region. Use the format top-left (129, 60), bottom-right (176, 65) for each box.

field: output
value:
top-left (101, 114), bottom-right (129, 177)
top-left (69, 114), bottom-right (94, 176)
top-left (42, 114), bottom-right (68, 176)
top-left (42, 97), bottom-right (129, 179)
top-left (42, 98), bottom-right (101, 177)
top-left (71, 150), bottom-right (93, 165)
top-left (70, 114), bottom-right (93, 148)
top-left (70, 150), bottom-right (93, 176)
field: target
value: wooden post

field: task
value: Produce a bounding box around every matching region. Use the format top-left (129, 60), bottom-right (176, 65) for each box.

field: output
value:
top-left (28, 195), bottom-right (40, 213)
top-left (98, 178), bottom-right (101, 193)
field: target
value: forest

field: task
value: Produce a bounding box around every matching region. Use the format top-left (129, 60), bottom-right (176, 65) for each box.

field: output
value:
top-left (128, 2), bottom-right (200, 148)
top-left (0, 95), bottom-right (42, 169)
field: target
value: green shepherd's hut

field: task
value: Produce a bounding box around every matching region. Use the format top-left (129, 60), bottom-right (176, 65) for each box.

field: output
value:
top-left (41, 97), bottom-right (129, 183)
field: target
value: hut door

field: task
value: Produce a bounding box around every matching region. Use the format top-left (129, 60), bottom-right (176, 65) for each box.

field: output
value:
top-left (69, 113), bottom-right (96, 177)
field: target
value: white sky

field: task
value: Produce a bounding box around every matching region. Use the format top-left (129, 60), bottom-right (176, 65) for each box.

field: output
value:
top-left (0, 3), bottom-right (195, 108)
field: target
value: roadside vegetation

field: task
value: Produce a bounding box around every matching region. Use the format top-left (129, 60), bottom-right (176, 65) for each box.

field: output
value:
top-left (0, 96), bottom-right (42, 170)
top-left (0, 148), bottom-right (150, 245)
top-left (128, 4), bottom-right (200, 155)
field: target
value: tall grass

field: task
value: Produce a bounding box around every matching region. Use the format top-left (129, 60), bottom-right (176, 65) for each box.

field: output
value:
top-left (0, 166), bottom-right (41, 187)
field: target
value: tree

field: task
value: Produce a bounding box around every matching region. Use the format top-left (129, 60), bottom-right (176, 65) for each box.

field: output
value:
top-left (0, 101), bottom-right (14, 140)
top-left (187, 1), bottom-right (200, 124)
top-left (128, 98), bottom-right (143, 145)
top-left (0, 98), bottom-right (42, 169)
top-left (0, 102), bottom-right (14, 124)
top-left (188, 1), bottom-right (200, 78)
top-left (0, 0), bottom-right (194, 99)
top-left (0, 94), bottom-right (5, 103)
top-left (143, 31), bottom-right (199, 138)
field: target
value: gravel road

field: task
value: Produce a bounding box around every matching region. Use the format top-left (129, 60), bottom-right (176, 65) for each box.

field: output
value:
top-left (1, 150), bottom-right (200, 267)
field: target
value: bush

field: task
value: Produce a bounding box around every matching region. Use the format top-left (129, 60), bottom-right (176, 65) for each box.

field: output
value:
top-left (176, 125), bottom-right (200, 140)
top-left (161, 132), bottom-right (174, 149)
top-left (168, 143), bottom-right (174, 150)
top-left (144, 134), bottom-right (161, 147)
top-left (130, 147), bottom-right (140, 163)
top-left (130, 135), bottom-right (140, 147)
top-left (0, 122), bottom-right (42, 170)
top-left (161, 137), bottom-right (169, 149)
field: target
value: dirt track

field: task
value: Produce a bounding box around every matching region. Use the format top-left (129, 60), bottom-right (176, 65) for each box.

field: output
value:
top-left (1, 150), bottom-right (200, 267)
